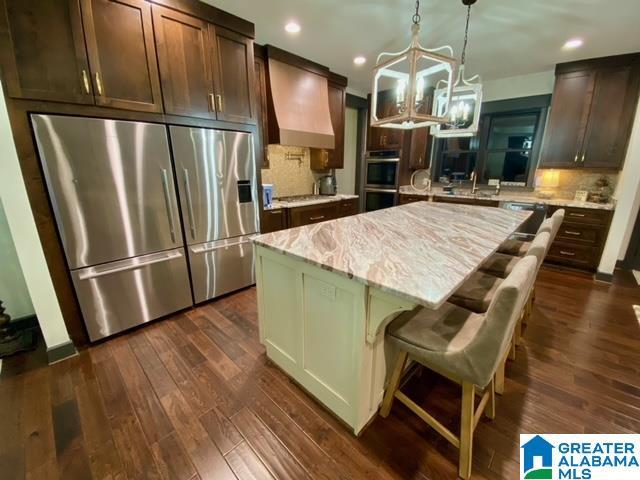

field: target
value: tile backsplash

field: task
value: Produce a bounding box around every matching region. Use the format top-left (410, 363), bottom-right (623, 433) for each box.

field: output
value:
top-left (533, 169), bottom-right (619, 200)
top-left (261, 145), bottom-right (324, 198)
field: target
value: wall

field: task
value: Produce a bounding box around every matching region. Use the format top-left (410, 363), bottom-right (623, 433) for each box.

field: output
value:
top-left (482, 70), bottom-right (555, 102)
top-left (0, 200), bottom-right (35, 319)
top-left (0, 85), bottom-right (71, 350)
top-left (335, 107), bottom-right (357, 195)
top-left (599, 95), bottom-right (640, 274)
top-left (260, 145), bottom-right (327, 197)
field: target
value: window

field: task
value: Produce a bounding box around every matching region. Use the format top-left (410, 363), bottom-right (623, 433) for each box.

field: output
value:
top-left (432, 95), bottom-right (550, 187)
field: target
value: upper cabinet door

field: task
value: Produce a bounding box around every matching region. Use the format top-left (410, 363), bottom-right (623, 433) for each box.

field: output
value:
top-left (81, 0), bottom-right (162, 112)
top-left (580, 65), bottom-right (639, 168)
top-left (539, 70), bottom-right (595, 168)
top-left (0, 0), bottom-right (93, 104)
top-left (327, 82), bottom-right (346, 168)
top-left (152, 5), bottom-right (216, 119)
top-left (208, 25), bottom-right (256, 124)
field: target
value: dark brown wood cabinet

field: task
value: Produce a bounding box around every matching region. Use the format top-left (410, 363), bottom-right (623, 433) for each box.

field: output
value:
top-left (545, 206), bottom-right (612, 271)
top-left (0, 0), bottom-right (93, 104)
top-left (289, 202), bottom-right (339, 228)
top-left (540, 54), bottom-right (640, 170)
top-left (367, 91), bottom-right (405, 151)
top-left (408, 127), bottom-right (431, 169)
top-left (261, 208), bottom-right (287, 233)
top-left (433, 195), bottom-right (499, 208)
top-left (81, 0), bottom-right (163, 112)
top-left (398, 194), bottom-right (427, 205)
top-left (209, 25), bottom-right (255, 124)
top-left (254, 55), bottom-right (269, 167)
top-left (310, 76), bottom-right (347, 170)
top-left (337, 198), bottom-right (358, 216)
top-left (152, 5), bottom-right (215, 119)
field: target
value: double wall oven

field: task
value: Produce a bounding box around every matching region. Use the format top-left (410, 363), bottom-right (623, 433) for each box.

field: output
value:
top-left (364, 151), bottom-right (399, 211)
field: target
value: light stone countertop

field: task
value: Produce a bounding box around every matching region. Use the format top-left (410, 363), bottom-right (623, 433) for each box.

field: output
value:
top-left (398, 185), bottom-right (615, 211)
top-left (265, 194), bottom-right (359, 210)
top-left (253, 202), bottom-right (531, 309)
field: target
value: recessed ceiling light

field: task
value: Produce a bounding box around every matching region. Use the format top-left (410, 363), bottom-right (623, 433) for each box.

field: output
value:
top-left (285, 22), bottom-right (301, 34)
top-left (353, 56), bottom-right (366, 65)
top-left (563, 38), bottom-right (583, 49)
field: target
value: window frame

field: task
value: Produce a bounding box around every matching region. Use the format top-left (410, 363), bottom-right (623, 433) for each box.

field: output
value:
top-left (431, 94), bottom-right (551, 188)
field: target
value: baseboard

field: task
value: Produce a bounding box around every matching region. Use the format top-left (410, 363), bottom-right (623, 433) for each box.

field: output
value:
top-left (46, 340), bottom-right (77, 364)
top-left (595, 271), bottom-right (614, 283)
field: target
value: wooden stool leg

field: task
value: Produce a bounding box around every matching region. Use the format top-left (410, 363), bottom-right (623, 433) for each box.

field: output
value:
top-left (459, 381), bottom-right (475, 479)
top-left (495, 351), bottom-right (507, 395)
top-left (485, 378), bottom-right (496, 420)
top-left (380, 351), bottom-right (408, 418)
top-left (509, 334), bottom-right (516, 361)
top-left (515, 316), bottom-right (523, 346)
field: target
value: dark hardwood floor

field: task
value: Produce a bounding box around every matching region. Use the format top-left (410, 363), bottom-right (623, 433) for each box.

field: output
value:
top-left (2, 267), bottom-right (640, 480)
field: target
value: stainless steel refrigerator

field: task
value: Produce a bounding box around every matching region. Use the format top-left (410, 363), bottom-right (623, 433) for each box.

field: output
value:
top-left (170, 126), bottom-right (259, 303)
top-left (32, 114), bottom-right (192, 341)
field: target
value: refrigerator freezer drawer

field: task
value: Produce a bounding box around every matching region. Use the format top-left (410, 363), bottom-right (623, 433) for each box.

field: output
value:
top-left (71, 249), bottom-right (192, 341)
top-left (189, 236), bottom-right (255, 303)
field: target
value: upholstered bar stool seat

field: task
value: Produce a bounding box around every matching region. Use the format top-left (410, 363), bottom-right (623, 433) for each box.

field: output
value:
top-left (481, 232), bottom-right (551, 279)
top-left (497, 238), bottom-right (530, 256)
top-left (449, 272), bottom-right (503, 313)
top-left (381, 256), bottom-right (538, 479)
top-left (496, 209), bottom-right (565, 257)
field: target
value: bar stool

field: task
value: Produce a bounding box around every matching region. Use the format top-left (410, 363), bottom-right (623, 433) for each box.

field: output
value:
top-left (497, 209), bottom-right (565, 256)
top-left (381, 256), bottom-right (537, 480)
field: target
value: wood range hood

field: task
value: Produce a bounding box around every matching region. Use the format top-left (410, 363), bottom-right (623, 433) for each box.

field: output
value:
top-left (263, 45), bottom-right (336, 149)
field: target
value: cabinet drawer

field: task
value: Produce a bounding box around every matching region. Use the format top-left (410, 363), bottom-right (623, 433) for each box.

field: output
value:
top-left (552, 206), bottom-right (611, 226)
top-left (556, 223), bottom-right (602, 245)
top-left (546, 242), bottom-right (598, 269)
top-left (261, 208), bottom-right (288, 233)
top-left (399, 194), bottom-right (427, 204)
top-left (337, 198), bottom-right (358, 217)
top-left (289, 203), bottom-right (338, 227)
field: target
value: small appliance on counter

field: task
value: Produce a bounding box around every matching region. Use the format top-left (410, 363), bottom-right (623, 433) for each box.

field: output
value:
top-left (317, 174), bottom-right (337, 195)
top-left (263, 184), bottom-right (274, 208)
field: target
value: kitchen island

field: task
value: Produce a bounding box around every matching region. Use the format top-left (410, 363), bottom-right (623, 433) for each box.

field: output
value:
top-left (253, 202), bottom-right (530, 434)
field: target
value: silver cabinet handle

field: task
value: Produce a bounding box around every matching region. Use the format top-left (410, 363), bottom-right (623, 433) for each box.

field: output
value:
top-left (564, 230), bottom-right (581, 236)
top-left (161, 169), bottom-right (176, 243)
top-left (216, 94), bottom-right (224, 112)
top-left (183, 168), bottom-right (196, 239)
top-left (574, 153), bottom-right (578, 162)
top-left (190, 238), bottom-right (254, 254)
top-left (82, 69), bottom-right (90, 94)
top-left (309, 215), bottom-right (325, 221)
top-left (559, 250), bottom-right (576, 256)
top-left (78, 250), bottom-right (183, 280)
top-left (581, 153), bottom-right (585, 163)
top-left (569, 213), bottom-right (586, 217)
top-left (95, 71), bottom-right (103, 96)
top-left (208, 93), bottom-right (215, 112)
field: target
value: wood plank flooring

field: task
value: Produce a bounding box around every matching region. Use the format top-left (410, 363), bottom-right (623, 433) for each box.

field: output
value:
top-left (2, 267), bottom-right (640, 480)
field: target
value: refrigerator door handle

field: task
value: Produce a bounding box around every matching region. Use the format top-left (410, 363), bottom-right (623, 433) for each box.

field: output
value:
top-left (190, 236), bottom-right (256, 254)
top-left (160, 169), bottom-right (177, 243)
top-left (77, 250), bottom-right (184, 280)
top-left (182, 168), bottom-right (197, 239)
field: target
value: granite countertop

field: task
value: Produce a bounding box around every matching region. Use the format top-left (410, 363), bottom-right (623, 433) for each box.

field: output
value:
top-left (398, 185), bottom-right (615, 211)
top-left (254, 202), bottom-right (531, 309)
top-left (266, 194), bottom-right (359, 210)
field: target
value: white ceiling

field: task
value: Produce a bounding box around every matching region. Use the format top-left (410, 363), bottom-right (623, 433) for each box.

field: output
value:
top-left (205, 0), bottom-right (640, 96)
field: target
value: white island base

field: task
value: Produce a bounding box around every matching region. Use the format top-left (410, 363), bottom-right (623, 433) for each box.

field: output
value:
top-left (255, 245), bottom-right (418, 435)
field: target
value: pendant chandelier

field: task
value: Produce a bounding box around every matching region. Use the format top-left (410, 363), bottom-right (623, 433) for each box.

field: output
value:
top-left (432, 0), bottom-right (483, 138)
top-left (370, 0), bottom-right (457, 130)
